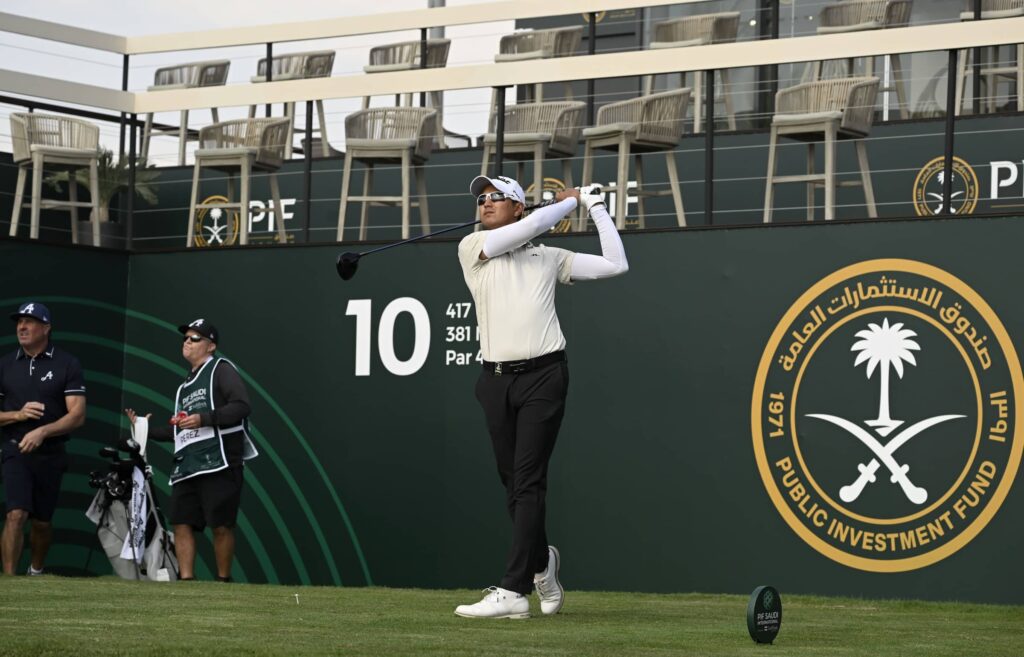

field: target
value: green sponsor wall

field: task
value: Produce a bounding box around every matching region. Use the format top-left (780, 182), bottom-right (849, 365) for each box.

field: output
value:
top-left (1, 212), bottom-right (1021, 603)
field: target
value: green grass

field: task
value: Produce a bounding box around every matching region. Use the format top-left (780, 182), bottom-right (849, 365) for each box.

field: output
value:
top-left (0, 577), bottom-right (1021, 656)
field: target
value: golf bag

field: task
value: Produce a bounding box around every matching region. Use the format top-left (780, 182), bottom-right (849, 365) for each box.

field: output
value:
top-left (85, 438), bottom-right (178, 581)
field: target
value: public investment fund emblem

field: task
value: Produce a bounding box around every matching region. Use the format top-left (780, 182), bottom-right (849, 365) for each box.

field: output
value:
top-left (194, 196), bottom-right (241, 247)
top-left (751, 260), bottom-right (1022, 572)
top-left (912, 156), bottom-right (979, 217)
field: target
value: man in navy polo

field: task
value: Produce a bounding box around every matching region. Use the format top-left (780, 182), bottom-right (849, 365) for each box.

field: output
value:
top-left (0, 302), bottom-right (86, 575)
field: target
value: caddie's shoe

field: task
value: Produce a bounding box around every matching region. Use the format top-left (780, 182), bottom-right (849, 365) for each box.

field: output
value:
top-left (26, 566), bottom-right (44, 576)
top-left (454, 586), bottom-right (530, 619)
top-left (534, 546), bottom-right (564, 615)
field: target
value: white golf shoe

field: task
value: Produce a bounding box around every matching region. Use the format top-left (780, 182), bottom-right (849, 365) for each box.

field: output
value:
top-left (454, 586), bottom-right (530, 619)
top-left (534, 546), bottom-right (564, 615)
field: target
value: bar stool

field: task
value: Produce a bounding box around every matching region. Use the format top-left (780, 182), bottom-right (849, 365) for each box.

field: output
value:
top-left (808, 1), bottom-right (912, 119)
top-left (249, 50), bottom-right (335, 158)
top-left (493, 27), bottom-right (582, 107)
top-left (763, 78), bottom-right (880, 222)
top-left (9, 113), bottom-right (101, 246)
top-left (362, 38), bottom-right (451, 147)
top-left (579, 89), bottom-right (690, 229)
top-left (644, 12), bottom-right (740, 132)
top-left (480, 101), bottom-right (585, 205)
top-left (141, 60), bottom-right (230, 166)
top-left (955, 0), bottom-right (1024, 115)
top-left (186, 118), bottom-right (291, 247)
top-left (336, 108), bottom-right (438, 241)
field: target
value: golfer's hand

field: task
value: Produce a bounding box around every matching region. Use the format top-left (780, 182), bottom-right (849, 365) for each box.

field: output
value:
top-left (124, 408), bottom-right (152, 425)
top-left (18, 427), bottom-right (47, 453)
top-left (177, 414), bottom-right (203, 430)
top-left (18, 402), bottom-right (44, 422)
top-left (555, 188), bottom-right (580, 203)
top-left (577, 184), bottom-right (606, 213)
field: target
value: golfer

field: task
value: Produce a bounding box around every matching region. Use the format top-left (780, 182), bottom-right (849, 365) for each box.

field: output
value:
top-left (454, 176), bottom-right (628, 619)
top-left (0, 302), bottom-right (86, 576)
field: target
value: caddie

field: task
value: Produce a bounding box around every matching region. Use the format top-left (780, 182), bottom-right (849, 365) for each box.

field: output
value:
top-left (125, 318), bottom-right (257, 582)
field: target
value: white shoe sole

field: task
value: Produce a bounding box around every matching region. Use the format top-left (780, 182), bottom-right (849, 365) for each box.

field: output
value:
top-left (454, 610), bottom-right (530, 620)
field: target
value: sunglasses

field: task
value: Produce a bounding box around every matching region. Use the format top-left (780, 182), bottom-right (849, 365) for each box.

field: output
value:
top-left (183, 334), bottom-right (206, 343)
top-left (476, 192), bottom-right (518, 206)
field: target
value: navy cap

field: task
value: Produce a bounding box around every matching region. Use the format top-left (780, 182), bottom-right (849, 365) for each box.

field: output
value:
top-left (178, 318), bottom-right (219, 343)
top-left (10, 302), bottom-right (51, 324)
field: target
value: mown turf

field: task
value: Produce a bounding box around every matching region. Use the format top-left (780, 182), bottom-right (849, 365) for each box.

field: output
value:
top-left (0, 577), bottom-right (1021, 656)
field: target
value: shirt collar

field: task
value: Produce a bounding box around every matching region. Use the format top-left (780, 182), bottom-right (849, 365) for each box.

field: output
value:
top-left (15, 343), bottom-right (54, 360)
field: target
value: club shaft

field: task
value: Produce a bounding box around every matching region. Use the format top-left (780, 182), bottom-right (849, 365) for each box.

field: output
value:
top-left (358, 220), bottom-right (481, 257)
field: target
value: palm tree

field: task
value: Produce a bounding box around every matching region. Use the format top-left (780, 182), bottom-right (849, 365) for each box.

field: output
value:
top-left (851, 318), bottom-right (920, 433)
top-left (46, 148), bottom-right (160, 222)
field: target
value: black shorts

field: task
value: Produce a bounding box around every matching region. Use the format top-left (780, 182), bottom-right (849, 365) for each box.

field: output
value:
top-left (170, 466), bottom-right (244, 530)
top-left (1, 447), bottom-right (68, 522)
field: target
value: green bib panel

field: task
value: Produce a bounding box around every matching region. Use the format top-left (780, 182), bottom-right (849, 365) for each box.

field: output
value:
top-left (170, 358), bottom-right (258, 485)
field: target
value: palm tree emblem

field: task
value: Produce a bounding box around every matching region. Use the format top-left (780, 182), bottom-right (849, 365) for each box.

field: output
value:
top-left (205, 208), bottom-right (226, 245)
top-left (851, 318), bottom-right (920, 437)
top-left (806, 317), bottom-right (964, 504)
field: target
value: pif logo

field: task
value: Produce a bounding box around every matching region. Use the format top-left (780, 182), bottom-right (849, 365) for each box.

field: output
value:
top-left (912, 156), bottom-right (979, 217)
top-left (195, 196), bottom-right (240, 247)
top-left (194, 196), bottom-right (295, 246)
top-left (751, 259), bottom-right (1022, 572)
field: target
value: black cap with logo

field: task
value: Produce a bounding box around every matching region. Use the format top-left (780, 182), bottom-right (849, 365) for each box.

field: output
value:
top-left (178, 318), bottom-right (219, 343)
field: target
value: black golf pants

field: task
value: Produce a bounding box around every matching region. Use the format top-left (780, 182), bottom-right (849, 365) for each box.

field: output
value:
top-left (475, 359), bottom-right (569, 595)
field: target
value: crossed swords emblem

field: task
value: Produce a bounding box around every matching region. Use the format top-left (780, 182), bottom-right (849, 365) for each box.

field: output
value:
top-left (805, 413), bottom-right (964, 504)
top-left (804, 318), bottom-right (965, 506)
top-left (203, 208), bottom-right (228, 245)
top-left (926, 171), bottom-right (965, 215)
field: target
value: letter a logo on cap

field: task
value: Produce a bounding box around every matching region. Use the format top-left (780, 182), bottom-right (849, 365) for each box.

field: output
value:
top-left (21, 304), bottom-right (34, 315)
top-left (190, 319), bottom-right (205, 328)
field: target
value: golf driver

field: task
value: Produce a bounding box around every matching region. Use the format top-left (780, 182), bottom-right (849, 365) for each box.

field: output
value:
top-left (336, 195), bottom-right (577, 280)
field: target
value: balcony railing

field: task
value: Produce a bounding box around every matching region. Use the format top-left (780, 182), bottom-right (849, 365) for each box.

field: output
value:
top-left (0, 1), bottom-right (1021, 248)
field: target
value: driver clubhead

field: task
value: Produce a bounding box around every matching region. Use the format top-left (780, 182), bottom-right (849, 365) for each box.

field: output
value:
top-left (336, 252), bottom-right (361, 280)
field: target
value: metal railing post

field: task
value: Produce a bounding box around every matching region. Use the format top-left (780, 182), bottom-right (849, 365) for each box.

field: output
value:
top-left (420, 27), bottom-right (428, 108)
top-left (127, 113), bottom-right (137, 247)
top-left (587, 12), bottom-right (597, 126)
top-left (972, 0), bottom-right (982, 115)
top-left (118, 54), bottom-right (129, 158)
top-left (704, 69), bottom-right (715, 225)
top-left (942, 49), bottom-right (958, 216)
top-left (303, 100), bottom-right (314, 243)
top-left (494, 86), bottom-right (506, 177)
top-left (265, 42), bottom-right (273, 118)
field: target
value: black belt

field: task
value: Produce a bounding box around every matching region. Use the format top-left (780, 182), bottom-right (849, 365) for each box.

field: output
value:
top-left (482, 350), bottom-right (565, 376)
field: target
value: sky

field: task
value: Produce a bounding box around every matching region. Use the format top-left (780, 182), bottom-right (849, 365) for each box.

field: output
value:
top-left (0, 1), bottom-right (512, 163)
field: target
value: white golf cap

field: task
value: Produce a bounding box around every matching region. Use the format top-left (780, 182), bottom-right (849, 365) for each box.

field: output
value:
top-left (470, 175), bottom-right (525, 204)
